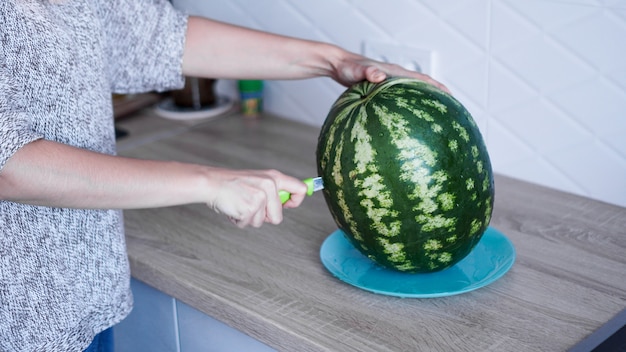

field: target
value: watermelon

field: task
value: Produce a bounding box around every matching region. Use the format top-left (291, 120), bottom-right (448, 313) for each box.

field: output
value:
top-left (316, 77), bottom-right (494, 273)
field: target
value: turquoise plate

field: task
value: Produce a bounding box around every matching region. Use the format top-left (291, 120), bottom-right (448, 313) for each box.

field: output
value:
top-left (320, 227), bottom-right (515, 298)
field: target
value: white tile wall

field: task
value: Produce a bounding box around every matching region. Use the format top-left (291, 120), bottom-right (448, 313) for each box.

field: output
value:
top-left (173, 0), bottom-right (626, 208)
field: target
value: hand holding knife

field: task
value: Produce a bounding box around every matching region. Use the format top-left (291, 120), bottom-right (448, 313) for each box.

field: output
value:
top-left (279, 177), bottom-right (324, 204)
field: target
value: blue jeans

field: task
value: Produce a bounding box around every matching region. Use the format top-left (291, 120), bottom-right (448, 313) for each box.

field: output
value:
top-left (83, 328), bottom-right (114, 352)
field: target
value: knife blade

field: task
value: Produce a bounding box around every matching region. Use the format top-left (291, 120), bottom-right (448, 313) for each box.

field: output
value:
top-left (279, 177), bottom-right (324, 204)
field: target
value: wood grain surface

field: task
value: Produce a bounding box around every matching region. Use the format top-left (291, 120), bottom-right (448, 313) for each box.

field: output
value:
top-left (116, 111), bottom-right (626, 352)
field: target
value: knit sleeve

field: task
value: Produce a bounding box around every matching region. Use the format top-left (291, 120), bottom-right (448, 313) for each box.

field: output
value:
top-left (0, 70), bottom-right (43, 172)
top-left (95, 0), bottom-right (188, 94)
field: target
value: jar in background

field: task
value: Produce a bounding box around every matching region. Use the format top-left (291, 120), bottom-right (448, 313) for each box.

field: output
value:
top-left (238, 80), bottom-right (263, 118)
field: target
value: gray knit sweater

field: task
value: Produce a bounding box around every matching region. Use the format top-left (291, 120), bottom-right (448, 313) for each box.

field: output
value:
top-left (0, 1), bottom-right (187, 350)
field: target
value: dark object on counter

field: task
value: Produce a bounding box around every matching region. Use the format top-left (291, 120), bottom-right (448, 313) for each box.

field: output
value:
top-left (114, 127), bottom-right (128, 140)
top-left (113, 93), bottom-right (164, 120)
top-left (171, 77), bottom-right (216, 109)
top-left (154, 77), bottom-right (234, 121)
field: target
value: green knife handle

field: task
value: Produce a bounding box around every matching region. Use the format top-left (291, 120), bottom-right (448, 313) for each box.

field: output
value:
top-left (278, 190), bottom-right (291, 204)
top-left (279, 178), bottom-right (315, 204)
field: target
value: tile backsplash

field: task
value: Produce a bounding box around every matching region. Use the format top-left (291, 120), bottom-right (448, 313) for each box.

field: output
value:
top-left (173, 0), bottom-right (626, 208)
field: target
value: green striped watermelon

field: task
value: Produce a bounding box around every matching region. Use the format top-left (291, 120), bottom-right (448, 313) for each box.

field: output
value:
top-left (316, 77), bottom-right (494, 273)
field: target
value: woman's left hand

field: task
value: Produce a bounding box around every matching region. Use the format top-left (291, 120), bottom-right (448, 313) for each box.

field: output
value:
top-left (330, 51), bottom-right (450, 93)
top-left (182, 17), bottom-right (449, 93)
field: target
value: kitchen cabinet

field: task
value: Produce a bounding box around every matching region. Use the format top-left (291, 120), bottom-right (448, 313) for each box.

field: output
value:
top-left (113, 278), bottom-right (275, 352)
top-left (114, 109), bottom-right (626, 351)
top-left (113, 279), bottom-right (178, 352)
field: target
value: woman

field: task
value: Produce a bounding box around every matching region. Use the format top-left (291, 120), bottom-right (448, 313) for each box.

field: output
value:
top-left (0, 0), bottom-right (447, 351)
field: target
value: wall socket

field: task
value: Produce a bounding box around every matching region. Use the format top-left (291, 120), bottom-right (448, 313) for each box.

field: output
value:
top-left (362, 41), bottom-right (434, 76)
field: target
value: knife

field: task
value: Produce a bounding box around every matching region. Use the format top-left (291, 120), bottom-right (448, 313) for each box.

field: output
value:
top-left (279, 177), bottom-right (324, 204)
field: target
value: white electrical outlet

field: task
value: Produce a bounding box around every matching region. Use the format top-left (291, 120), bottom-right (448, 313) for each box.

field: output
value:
top-left (362, 41), bottom-right (434, 76)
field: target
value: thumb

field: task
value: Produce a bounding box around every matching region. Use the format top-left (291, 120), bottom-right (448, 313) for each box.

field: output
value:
top-left (365, 65), bottom-right (387, 83)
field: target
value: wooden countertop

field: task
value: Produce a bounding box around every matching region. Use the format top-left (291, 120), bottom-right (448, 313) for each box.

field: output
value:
top-left (116, 110), bottom-right (626, 352)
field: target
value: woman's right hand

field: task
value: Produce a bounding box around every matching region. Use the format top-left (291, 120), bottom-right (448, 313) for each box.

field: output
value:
top-left (204, 168), bottom-right (308, 228)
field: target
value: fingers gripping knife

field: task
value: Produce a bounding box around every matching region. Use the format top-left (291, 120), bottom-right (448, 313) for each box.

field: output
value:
top-left (279, 177), bottom-right (324, 204)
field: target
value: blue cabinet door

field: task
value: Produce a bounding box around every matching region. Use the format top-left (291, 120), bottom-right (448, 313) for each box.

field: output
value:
top-left (114, 278), bottom-right (277, 352)
top-left (113, 279), bottom-right (179, 352)
top-left (177, 300), bottom-right (277, 352)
